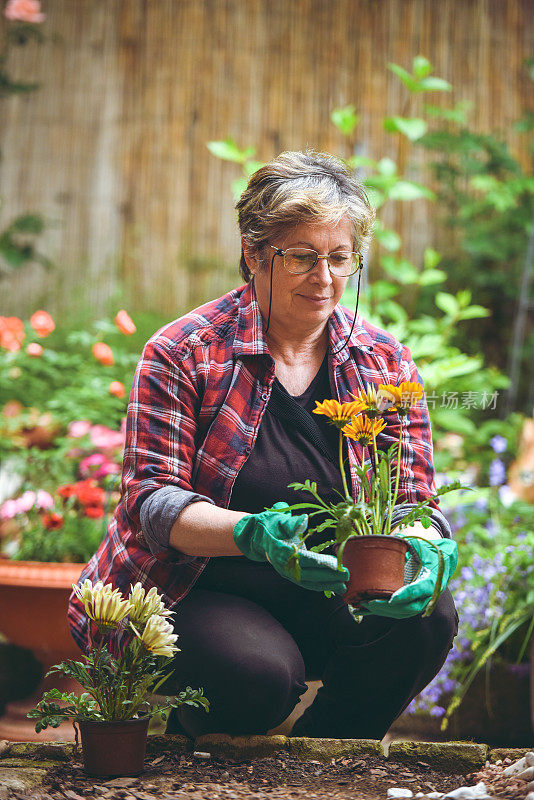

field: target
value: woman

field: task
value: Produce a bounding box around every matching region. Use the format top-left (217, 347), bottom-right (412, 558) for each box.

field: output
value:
top-left (69, 150), bottom-right (458, 740)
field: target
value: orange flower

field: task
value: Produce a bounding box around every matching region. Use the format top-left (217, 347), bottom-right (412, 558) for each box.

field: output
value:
top-left (85, 506), bottom-right (105, 519)
top-left (312, 398), bottom-right (365, 429)
top-left (92, 342), bottom-right (114, 366)
top-left (30, 310), bottom-right (55, 338)
top-left (378, 381), bottom-right (424, 414)
top-left (42, 512), bottom-right (64, 530)
top-left (75, 482), bottom-right (106, 508)
top-left (342, 415), bottom-right (387, 446)
top-left (0, 316), bottom-right (25, 352)
top-left (26, 342), bottom-right (43, 357)
top-left (114, 309), bottom-right (136, 335)
top-left (109, 380), bottom-right (125, 398)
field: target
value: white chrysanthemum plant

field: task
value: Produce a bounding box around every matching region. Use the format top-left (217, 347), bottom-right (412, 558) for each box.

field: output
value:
top-left (27, 581), bottom-right (209, 732)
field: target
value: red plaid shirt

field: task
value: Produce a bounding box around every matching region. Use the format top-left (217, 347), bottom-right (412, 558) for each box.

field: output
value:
top-left (68, 281), bottom-right (437, 651)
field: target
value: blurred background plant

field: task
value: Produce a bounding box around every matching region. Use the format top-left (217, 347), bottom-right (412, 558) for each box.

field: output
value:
top-left (0, 308), bottom-right (141, 563)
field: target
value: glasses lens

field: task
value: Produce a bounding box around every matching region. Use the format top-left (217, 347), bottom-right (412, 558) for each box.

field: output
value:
top-left (283, 248), bottom-right (317, 273)
top-left (328, 251), bottom-right (358, 277)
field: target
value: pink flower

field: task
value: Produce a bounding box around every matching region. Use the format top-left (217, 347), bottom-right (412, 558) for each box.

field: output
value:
top-left (26, 342), bottom-right (43, 357)
top-left (80, 452), bottom-right (121, 480)
top-left (0, 499), bottom-right (19, 520)
top-left (18, 490), bottom-right (37, 512)
top-left (36, 489), bottom-right (54, 509)
top-left (4, 0), bottom-right (45, 22)
top-left (114, 310), bottom-right (136, 336)
top-left (79, 453), bottom-right (104, 477)
top-left (89, 425), bottom-right (125, 450)
top-left (68, 420), bottom-right (92, 438)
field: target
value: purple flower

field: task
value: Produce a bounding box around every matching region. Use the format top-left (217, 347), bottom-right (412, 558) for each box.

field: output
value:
top-left (489, 459), bottom-right (506, 486)
top-left (490, 435), bottom-right (507, 454)
top-left (430, 706), bottom-right (446, 717)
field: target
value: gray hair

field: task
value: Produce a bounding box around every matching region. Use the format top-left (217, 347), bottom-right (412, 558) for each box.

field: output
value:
top-left (236, 150), bottom-right (375, 282)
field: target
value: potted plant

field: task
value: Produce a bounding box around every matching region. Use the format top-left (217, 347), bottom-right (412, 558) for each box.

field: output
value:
top-left (27, 580), bottom-right (209, 777)
top-left (281, 382), bottom-right (461, 615)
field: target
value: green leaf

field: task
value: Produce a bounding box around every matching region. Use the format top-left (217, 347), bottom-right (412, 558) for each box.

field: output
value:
top-left (423, 101), bottom-right (472, 123)
top-left (388, 62), bottom-right (419, 93)
top-left (388, 181), bottom-right (434, 201)
top-left (417, 76), bottom-right (452, 93)
top-left (331, 105), bottom-right (360, 136)
top-left (419, 269), bottom-right (446, 286)
top-left (373, 220), bottom-right (401, 251)
top-left (435, 292), bottom-right (459, 316)
top-left (376, 157), bottom-right (397, 177)
top-left (231, 177), bottom-right (248, 199)
top-left (381, 256), bottom-right (420, 284)
top-left (412, 55), bottom-right (433, 79)
top-left (206, 139), bottom-right (255, 163)
top-left (384, 116), bottom-right (428, 141)
top-left (423, 248), bottom-right (442, 270)
top-left (243, 159), bottom-right (264, 176)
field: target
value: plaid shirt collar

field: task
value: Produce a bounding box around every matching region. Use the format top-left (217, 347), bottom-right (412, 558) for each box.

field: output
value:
top-left (233, 280), bottom-right (374, 362)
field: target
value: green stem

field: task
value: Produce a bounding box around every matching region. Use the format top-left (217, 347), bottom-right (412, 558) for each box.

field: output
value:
top-left (386, 415), bottom-right (404, 536)
top-left (339, 428), bottom-right (351, 501)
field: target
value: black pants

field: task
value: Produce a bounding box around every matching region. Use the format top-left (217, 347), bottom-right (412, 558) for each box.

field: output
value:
top-left (164, 556), bottom-right (458, 739)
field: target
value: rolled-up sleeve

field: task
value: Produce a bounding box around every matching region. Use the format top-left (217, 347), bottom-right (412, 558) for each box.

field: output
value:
top-left (140, 486), bottom-right (215, 557)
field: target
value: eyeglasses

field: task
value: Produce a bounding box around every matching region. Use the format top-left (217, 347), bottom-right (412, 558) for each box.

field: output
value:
top-left (269, 245), bottom-right (362, 277)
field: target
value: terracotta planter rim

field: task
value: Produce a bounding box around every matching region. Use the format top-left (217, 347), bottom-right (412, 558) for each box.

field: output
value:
top-left (77, 716), bottom-right (152, 727)
top-left (0, 559), bottom-right (83, 587)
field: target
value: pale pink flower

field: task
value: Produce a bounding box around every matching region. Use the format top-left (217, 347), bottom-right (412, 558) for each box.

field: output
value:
top-left (0, 499), bottom-right (18, 520)
top-left (89, 425), bottom-right (125, 450)
top-left (18, 490), bottom-right (37, 512)
top-left (68, 420), bottom-right (92, 439)
top-left (4, 0), bottom-right (45, 23)
top-left (26, 342), bottom-right (43, 357)
top-left (36, 489), bottom-right (54, 509)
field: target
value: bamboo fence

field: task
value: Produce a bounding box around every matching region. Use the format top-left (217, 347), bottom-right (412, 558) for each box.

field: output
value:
top-left (0, 0), bottom-right (532, 319)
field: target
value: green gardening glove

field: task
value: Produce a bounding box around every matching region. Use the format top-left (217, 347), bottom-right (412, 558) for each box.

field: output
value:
top-left (232, 502), bottom-right (349, 593)
top-left (359, 534), bottom-right (458, 619)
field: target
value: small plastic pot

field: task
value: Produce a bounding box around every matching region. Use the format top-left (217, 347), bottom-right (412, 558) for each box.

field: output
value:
top-left (78, 716), bottom-right (150, 777)
top-left (338, 534), bottom-right (408, 606)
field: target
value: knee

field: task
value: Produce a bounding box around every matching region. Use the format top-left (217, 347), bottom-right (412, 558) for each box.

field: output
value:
top-left (415, 589), bottom-right (458, 658)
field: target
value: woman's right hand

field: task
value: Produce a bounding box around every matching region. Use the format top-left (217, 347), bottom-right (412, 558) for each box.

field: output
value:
top-left (232, 503), bottom-right (349, 593)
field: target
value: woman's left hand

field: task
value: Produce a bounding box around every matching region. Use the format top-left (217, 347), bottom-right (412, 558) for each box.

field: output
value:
top-left (359, 536), bottom-right (458, 619)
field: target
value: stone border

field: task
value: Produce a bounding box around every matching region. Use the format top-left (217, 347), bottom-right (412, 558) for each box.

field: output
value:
top-left (0, 735), bottom-right (532, 788)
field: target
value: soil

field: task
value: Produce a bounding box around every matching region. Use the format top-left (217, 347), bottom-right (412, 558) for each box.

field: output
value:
top-left (12, 749), bottom-right (532, 800)
top-left (10, 750), bottom-right (471, 800)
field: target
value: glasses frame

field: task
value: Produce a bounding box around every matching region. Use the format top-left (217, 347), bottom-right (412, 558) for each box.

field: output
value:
top-left (269, 245), bottom-right (363, 277)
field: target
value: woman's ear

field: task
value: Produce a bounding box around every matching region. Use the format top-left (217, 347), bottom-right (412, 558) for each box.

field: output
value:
top-left (241, 236), bottom-right (259, 276)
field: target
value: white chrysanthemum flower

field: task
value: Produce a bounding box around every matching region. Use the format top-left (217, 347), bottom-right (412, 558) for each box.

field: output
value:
top-left (128, 583), bottom-right (173, 629)
top-left (134, 614), bottom-right (180, 658)
top-left (72, 579), bottom-right (131, 632)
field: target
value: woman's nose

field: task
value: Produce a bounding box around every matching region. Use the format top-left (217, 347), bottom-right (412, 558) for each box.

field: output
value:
top-left (309, 256), bottom-right (333, 284)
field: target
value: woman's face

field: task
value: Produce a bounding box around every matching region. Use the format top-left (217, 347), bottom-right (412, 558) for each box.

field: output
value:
top-left (245, 218), bottom-right (353, 338)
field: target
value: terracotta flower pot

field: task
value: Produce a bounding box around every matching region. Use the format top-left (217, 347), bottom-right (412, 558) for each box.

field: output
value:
top-left (78, 717), bottom-right (150, 777)
top-left (0, 559), bottom-right (84, 741)
top-left (339, 535), bottom-right (408, 606)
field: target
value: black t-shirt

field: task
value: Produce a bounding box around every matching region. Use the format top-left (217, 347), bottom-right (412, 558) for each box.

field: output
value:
top-left (229, 354), bottom-right (349, 550)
